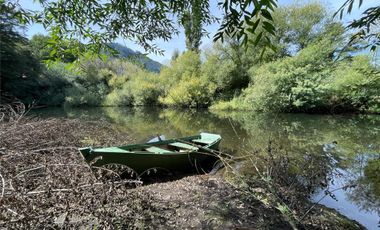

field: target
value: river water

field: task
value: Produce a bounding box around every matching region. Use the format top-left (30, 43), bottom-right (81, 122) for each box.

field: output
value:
top-left (32, 107), bottom-right (380, 229)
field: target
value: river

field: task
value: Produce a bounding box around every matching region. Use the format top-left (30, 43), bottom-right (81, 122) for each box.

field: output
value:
top-left (31, 107), bottom-right (380, 229)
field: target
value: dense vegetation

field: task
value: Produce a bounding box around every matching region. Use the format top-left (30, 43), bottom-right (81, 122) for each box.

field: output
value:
top-left (1, 2), bottom-right (379, 113)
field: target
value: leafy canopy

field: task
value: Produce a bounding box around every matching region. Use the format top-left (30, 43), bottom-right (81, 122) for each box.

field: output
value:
top-left (4, 0), bottom-right (279, 55)
top-left (3, 0), bottom-right (379, 58)
top-left (335, 0), bottom-right (380, 52)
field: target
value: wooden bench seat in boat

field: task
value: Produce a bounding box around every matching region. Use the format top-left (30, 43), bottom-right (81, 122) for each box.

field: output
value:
top-left (169, 142), bottom-right (199, 151)
top-left (93, 147), bottom-right (131, 153)
top-left (145, 146), bottom-right (172, 154)
top-left (192, 138), bottom-right (215, 145)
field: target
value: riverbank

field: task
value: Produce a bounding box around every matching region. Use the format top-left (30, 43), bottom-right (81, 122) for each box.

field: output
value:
top-left (0, 118), bottom-right (363, 229)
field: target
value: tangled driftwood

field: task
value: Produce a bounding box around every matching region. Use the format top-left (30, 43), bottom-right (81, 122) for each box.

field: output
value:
top-left (0, 118), bottom-right (151, 228)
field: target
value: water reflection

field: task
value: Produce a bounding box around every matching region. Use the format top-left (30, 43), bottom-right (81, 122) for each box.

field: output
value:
top-left (342, 156), bottom-right (380, 212)
top-left (312, 154), bottom-right (380, 229)
top-left (31, 107), bottom-right (380, 228)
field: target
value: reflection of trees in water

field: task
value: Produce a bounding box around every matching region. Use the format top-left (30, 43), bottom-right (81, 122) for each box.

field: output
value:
top-left (103, 107), bottom-right (219, 138)
top-left (345, 155), bottom-right (380, 214)
top-left (101, 107), bottom-right (250, 150)
top-left (103, 107), bottom-right (171, 140)
top-left (212, 110), bottom-right (380, 213)
top-left (212, 111), bottom-right (380, 166)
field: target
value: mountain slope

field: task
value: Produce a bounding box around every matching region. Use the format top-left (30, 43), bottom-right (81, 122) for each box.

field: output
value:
top-left (109, 43), bottom-right (162, 73)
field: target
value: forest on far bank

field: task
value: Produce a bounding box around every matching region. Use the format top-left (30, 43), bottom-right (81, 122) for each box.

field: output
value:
top-left (1, 2), bottom-right (379, 114)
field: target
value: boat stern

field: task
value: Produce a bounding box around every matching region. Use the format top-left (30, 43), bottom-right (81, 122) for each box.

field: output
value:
top-left (78, 147), bottom-right (92, 158)
top-left (199, 133), bottom-right (222, 150)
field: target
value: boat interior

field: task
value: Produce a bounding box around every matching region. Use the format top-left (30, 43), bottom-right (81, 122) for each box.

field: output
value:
top-left (91, 134), bottom-right (219, 155)
top-left (143, 137), bottom-right (219, 154)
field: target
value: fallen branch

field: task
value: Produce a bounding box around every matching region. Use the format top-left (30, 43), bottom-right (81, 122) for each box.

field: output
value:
top-left (0, 172), bottom-right (5, 198)
top-left (26, 180), bottom-right (143, 195)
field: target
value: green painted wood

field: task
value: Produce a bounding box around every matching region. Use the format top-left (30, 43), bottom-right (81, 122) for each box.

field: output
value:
top-left (169, 142), bottom-right (199, 150)
top-left (145, 146), bottom-right (172, 154)
top-left (93, 147), bottom-right (132, 153)
top-left (118, 135), bottom-right (201, 151)
top-left (193, 139), bottom-right (215, 145)
top-left (79, 132), bottom-right (221, 174)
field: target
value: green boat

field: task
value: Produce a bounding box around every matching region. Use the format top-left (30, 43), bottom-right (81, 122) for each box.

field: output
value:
top-left (79, 133), bottom-right (222, 175)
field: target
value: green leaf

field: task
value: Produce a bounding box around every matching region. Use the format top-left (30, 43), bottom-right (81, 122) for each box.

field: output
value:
top-left (261, 9), bottom-right (273, 21)
top-left (259, 46), bottom-right (266, 60)
top-left (347, 1), bottom-right (353, 14)
top-left (263, 21), bottom-right (276, 35)
top-left (246, 19), bottom-right (260, 34)
top-left (253, 31), bottom-right (263, 46)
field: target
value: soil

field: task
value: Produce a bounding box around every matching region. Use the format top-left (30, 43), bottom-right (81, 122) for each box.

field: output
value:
top-left (0, 118), bottom-right (364, 229)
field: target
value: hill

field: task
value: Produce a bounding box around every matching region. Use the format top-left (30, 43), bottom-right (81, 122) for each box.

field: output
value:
top-left (109, 43), bottom-right (162, 73)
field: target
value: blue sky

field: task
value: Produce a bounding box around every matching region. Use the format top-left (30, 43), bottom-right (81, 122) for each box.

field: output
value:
top-left (19, 0), bottom-right (378, 64)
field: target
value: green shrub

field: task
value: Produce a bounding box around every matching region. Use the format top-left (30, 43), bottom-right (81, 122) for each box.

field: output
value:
top-left (130, 72), bottom-right (163, 106)
top-left (65, 82), bottom-right (109, 107)
top-left (209, 97), bottom-right (248, 111)
top-left (158, 51), bottom-right (201, 95)
top-left (160, 73), bottom-right (214, 108)
top-left (328, 56), bottom-right (380, 113)
top-left (64, 56), bottom-right (161, 107)
top-left (217, 44), bottom-right (379, 114)
top-left (38, 62), bottom-right (72, 106)
top-left (159, 51), bottom-right (214, 107)
top-left (200, 52), bottom-right (240, 99)
top-left (103, 86), bottom-right (134, 106)
top-left (243, 39), bottom-right (334, 112)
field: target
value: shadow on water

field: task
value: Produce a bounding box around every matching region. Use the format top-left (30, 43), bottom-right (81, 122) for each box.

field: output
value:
top-left (31, 107), bottom-right (380, 229)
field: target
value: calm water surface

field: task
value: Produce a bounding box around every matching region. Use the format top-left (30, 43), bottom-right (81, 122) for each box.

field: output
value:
top-left (32, 107), bottom-right (380, 229)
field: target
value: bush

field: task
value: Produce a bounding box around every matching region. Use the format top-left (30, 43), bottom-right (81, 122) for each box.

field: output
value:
top-left (200, 43), bottom-right (249, 99)
top-left (103, 86), bottom-right (134, 106)
top-left (159, 51), bottom-right (201, 88)
top-left (38, 62), bottom-right (72, 106)
top-left (65, 84), bottom-right (106, 106)
top-left (130, 72), bottom-right (163, 106)
top-left (209, 97), bottom-right (247, 111)
top-left (159, 72), bottom-right (214, 108)
top-left (159, 51), bottom-right (215, 107)
top-left (328, 56), bottom-right (380, 113)
top-left (243, 39), bottom-right (335, 112)
top-left (64, 55), bottom-right (162, 107)
top-left (215, 42), bottom-right (379, 114)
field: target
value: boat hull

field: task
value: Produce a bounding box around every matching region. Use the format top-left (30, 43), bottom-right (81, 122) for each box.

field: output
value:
top-left (79, 133), bottom-right (221, 175)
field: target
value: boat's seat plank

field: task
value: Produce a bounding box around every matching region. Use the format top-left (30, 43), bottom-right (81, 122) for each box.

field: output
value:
top-left (192, 139), bottom-right (215, 145)
top-left (93, 147), bottom-right (131, 153)
top-left (169, 142), bottom-right (198, 150)
top-left (145, 146), bottom-right (172, 154)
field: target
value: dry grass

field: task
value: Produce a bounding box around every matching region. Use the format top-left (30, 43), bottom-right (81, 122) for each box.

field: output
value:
top-left (0, 118), bottom-right (141, 228)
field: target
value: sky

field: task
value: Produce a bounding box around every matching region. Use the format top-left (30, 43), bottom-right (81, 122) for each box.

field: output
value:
top-left (19, 0), bottom-right (379, 64)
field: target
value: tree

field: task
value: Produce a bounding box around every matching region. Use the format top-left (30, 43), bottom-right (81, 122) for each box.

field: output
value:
top-left (8, 0), bottom-right (380, 58)
top-left (335, 0), bottom-right (380, 52)
top-left (29, 34), bottom-right (83, 63)
top-left (171, 49), bottom-right (180, 61)
top-left (25, 0), bottom-right (215, 56)
top-left (215, 0), bottom-right (379, 53)
top-left (0, 1), bottom-right (42, 103)
top-left (181, 1), bottom-right (202, 52)
top-left (240, 2), bottom-right (343, 62)
top-left (273, 3), bottom-right (328, 51)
